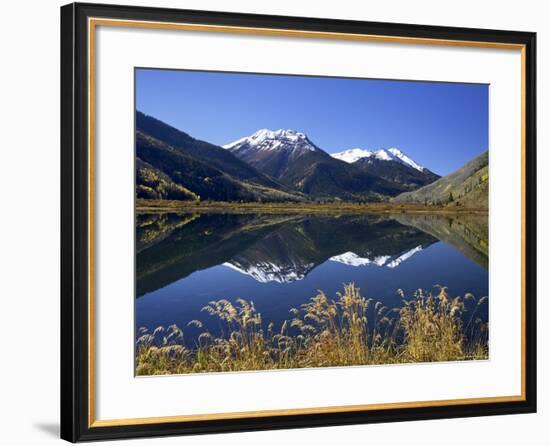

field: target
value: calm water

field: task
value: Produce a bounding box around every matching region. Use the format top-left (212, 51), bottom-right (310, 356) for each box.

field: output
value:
top-left (136, 212), bottom-right (488, 346)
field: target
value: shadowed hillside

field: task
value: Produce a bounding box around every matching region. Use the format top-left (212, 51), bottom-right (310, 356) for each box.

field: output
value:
top-left (136, 113), bottom-right (304, 203)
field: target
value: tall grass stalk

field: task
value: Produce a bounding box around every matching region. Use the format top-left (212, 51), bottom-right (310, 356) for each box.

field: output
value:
top-left (136, 284), bottom-right (488, 375)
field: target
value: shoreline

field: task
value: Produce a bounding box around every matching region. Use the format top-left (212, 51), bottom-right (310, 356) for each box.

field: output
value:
top-left (136, 199), bottom-right (488, 215)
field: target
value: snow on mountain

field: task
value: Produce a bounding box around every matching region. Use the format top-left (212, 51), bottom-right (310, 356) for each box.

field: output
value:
top-left (386, 245), bottom-right (423, 268)
top-left (387, 148), bottom-right (425, 172)
top-left (223, 129), bottom-right (319, 155)
top-left (222, 261), bottom-right (314, 283)
top-left (329, 246), bottom-right (423, 268)
top-left (222, 245), bottom-right (424, 284)
top-left (330, 148), bottom-right (369, 164)
top-left (329, 252), bottom-right (391, 267)
top-left (332, 147), bottom-right (425, 172)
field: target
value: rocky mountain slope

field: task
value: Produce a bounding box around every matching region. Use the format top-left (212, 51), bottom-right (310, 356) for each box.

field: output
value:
top-left (224, 129), bottom-right (424, 200)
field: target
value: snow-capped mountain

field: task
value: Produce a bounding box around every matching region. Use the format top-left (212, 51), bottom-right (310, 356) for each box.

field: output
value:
top-left (224, 129), bottom-right (405, 198)
top-left (223, 129), bottom-right (440, 198)
top-left (332, 147), bottom-right (426, 173)
top-left (332, 147), bottom-right (440, 191)
top-left (223, 129), bottom-right (320, 157)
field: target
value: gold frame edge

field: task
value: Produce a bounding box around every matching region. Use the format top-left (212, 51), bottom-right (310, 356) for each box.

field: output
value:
top-left (86, 17), bottom-right (528, 428)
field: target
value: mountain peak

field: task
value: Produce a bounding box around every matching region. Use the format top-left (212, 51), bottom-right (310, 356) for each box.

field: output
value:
top-left (223, 128), bottom-right (318, 154)
top-left (250, 128), bottom-right (307, 141)
top-left (332, 147), bottom-right (425, 172)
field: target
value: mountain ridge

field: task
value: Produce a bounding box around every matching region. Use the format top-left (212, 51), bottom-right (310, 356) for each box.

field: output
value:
top-left (225, 128), bottom-right (440, 198)
top-left (224, 129), bottom-right (402, 200)
top-left (332, 147), bottom-right (426, 173)
top-left (135, 113), bottom-right (480, 204)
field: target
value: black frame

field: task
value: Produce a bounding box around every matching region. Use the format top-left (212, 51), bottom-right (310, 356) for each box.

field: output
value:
top-left (61, 2), bottom-right (537, 442)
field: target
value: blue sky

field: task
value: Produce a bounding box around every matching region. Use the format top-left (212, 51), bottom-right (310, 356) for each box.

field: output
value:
top-left (136, 68), bottom-right (488, 176)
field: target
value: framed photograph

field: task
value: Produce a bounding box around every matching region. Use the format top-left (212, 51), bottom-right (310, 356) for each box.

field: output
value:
top-left (60, 2), bottom-right (537, 442)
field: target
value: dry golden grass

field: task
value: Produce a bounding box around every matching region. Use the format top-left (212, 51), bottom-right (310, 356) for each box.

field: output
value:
top-left (135, 284), bottom-right (488, 375)
top-left (136, 199), bottom-right (488, 216)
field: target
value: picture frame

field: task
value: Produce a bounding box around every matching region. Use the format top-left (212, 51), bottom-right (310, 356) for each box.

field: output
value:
top-left (60, 2), bottom-right (537, 442)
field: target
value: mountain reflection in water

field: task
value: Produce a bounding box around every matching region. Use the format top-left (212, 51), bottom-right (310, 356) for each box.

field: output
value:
top-left (135, 211), bottom-right (488, 343)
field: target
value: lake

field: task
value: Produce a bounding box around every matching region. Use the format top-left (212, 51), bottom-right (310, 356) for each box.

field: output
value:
top-left (135, 212), bottom-right (488, 347)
